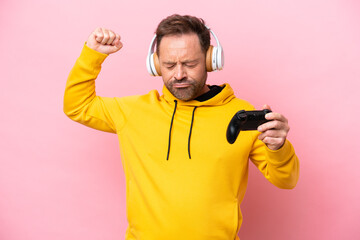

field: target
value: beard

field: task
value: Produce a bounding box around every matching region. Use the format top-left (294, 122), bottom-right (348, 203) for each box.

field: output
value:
top-left (165, 78), bottom-right (207, 101)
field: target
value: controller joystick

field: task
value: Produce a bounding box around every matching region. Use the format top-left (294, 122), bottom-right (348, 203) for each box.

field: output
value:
top-left (226, 109), bottom-right (272, 144)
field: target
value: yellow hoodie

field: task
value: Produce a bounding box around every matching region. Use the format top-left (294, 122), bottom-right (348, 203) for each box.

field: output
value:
top-left (64, 45), bottom-right (299, 240)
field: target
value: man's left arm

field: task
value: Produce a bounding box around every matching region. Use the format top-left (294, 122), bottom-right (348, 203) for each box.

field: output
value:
top-left (249, 105), bottom-right (300, 189)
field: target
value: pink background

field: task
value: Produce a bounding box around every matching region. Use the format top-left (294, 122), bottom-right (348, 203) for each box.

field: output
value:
top-left (1, 0), bottom-right (359, 239)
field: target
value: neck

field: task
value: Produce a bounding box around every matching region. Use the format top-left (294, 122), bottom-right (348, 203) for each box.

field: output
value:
top-left (194, 84), bottom-right (210, 99)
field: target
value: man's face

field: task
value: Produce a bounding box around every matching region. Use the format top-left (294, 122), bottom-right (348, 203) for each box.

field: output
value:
top-left (158, 33), bottom-right (208, 101)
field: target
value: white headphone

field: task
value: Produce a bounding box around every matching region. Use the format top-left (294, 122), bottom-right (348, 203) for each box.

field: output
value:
top-left (146, 26), bottom-right (224, 76)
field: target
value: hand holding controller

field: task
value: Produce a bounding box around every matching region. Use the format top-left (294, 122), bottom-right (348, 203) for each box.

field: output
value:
top-left (226, 110), bottom-right (272, 144)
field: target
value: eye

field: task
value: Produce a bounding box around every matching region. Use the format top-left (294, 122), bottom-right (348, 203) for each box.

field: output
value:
top-left (165, 64), bottom-right (175, 69)
top-left (185, 63), bottom-right (197, 68)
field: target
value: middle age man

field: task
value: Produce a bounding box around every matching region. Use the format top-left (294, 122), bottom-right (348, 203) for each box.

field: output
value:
top-left (64, 14), bottom-right (299, 240)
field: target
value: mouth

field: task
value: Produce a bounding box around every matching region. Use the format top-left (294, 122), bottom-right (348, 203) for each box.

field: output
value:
top-left (172, 82), bottom-right (192, 88)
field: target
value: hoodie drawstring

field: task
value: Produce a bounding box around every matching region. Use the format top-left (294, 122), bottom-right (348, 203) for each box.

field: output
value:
top-left (188, 106), bottom-right (197, 159)
top-left (166, 100), bottom-right (197, 160)
top-left (167, 100), bottom-right (177, 160)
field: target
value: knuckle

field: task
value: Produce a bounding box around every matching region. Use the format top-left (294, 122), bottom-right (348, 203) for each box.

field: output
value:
top-left (273, 121), bottom-right (280, 129)
top-left (95, 34), bottom-right (104, 42)
top-left (102, 35), bottom-right (109, 41)
top-left (266, 121), bottom-right (274, 129)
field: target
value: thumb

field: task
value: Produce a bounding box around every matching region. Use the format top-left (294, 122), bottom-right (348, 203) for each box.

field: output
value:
top-left (100, 41), bottom-right (122, 55)
top-left (111, 40), bottom-right (123, 52)
top-left (262, 104), bottom-right (272, 110)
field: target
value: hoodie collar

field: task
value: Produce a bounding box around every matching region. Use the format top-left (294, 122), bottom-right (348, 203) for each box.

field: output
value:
top-left (161, 83), bottom-right (235, 107)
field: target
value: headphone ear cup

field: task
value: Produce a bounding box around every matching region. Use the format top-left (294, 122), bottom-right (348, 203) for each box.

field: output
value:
top-left (153, 52), bottom-right (161, 76)
top-left (211, 46), bottom-right (219, 71)
top-left (216, 46), bottom-right (224, 70)
top-left (206, 45), bottom-right (214, 72)
top-left (146, 34), bottom-right (160, 76)
top-left (148, 53), bottom-right (161, 76)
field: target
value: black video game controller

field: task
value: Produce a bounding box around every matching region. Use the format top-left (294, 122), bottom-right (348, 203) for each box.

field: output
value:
top-left (226, 109), bottom-right (272, 144)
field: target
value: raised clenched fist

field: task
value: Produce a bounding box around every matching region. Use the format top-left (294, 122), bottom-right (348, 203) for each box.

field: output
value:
top-left (86, 27), bottom-right (123, 55)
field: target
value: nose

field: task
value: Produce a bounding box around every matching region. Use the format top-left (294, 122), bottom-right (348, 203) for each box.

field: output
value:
top-left (174, 64), bottom-right (187, 80)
